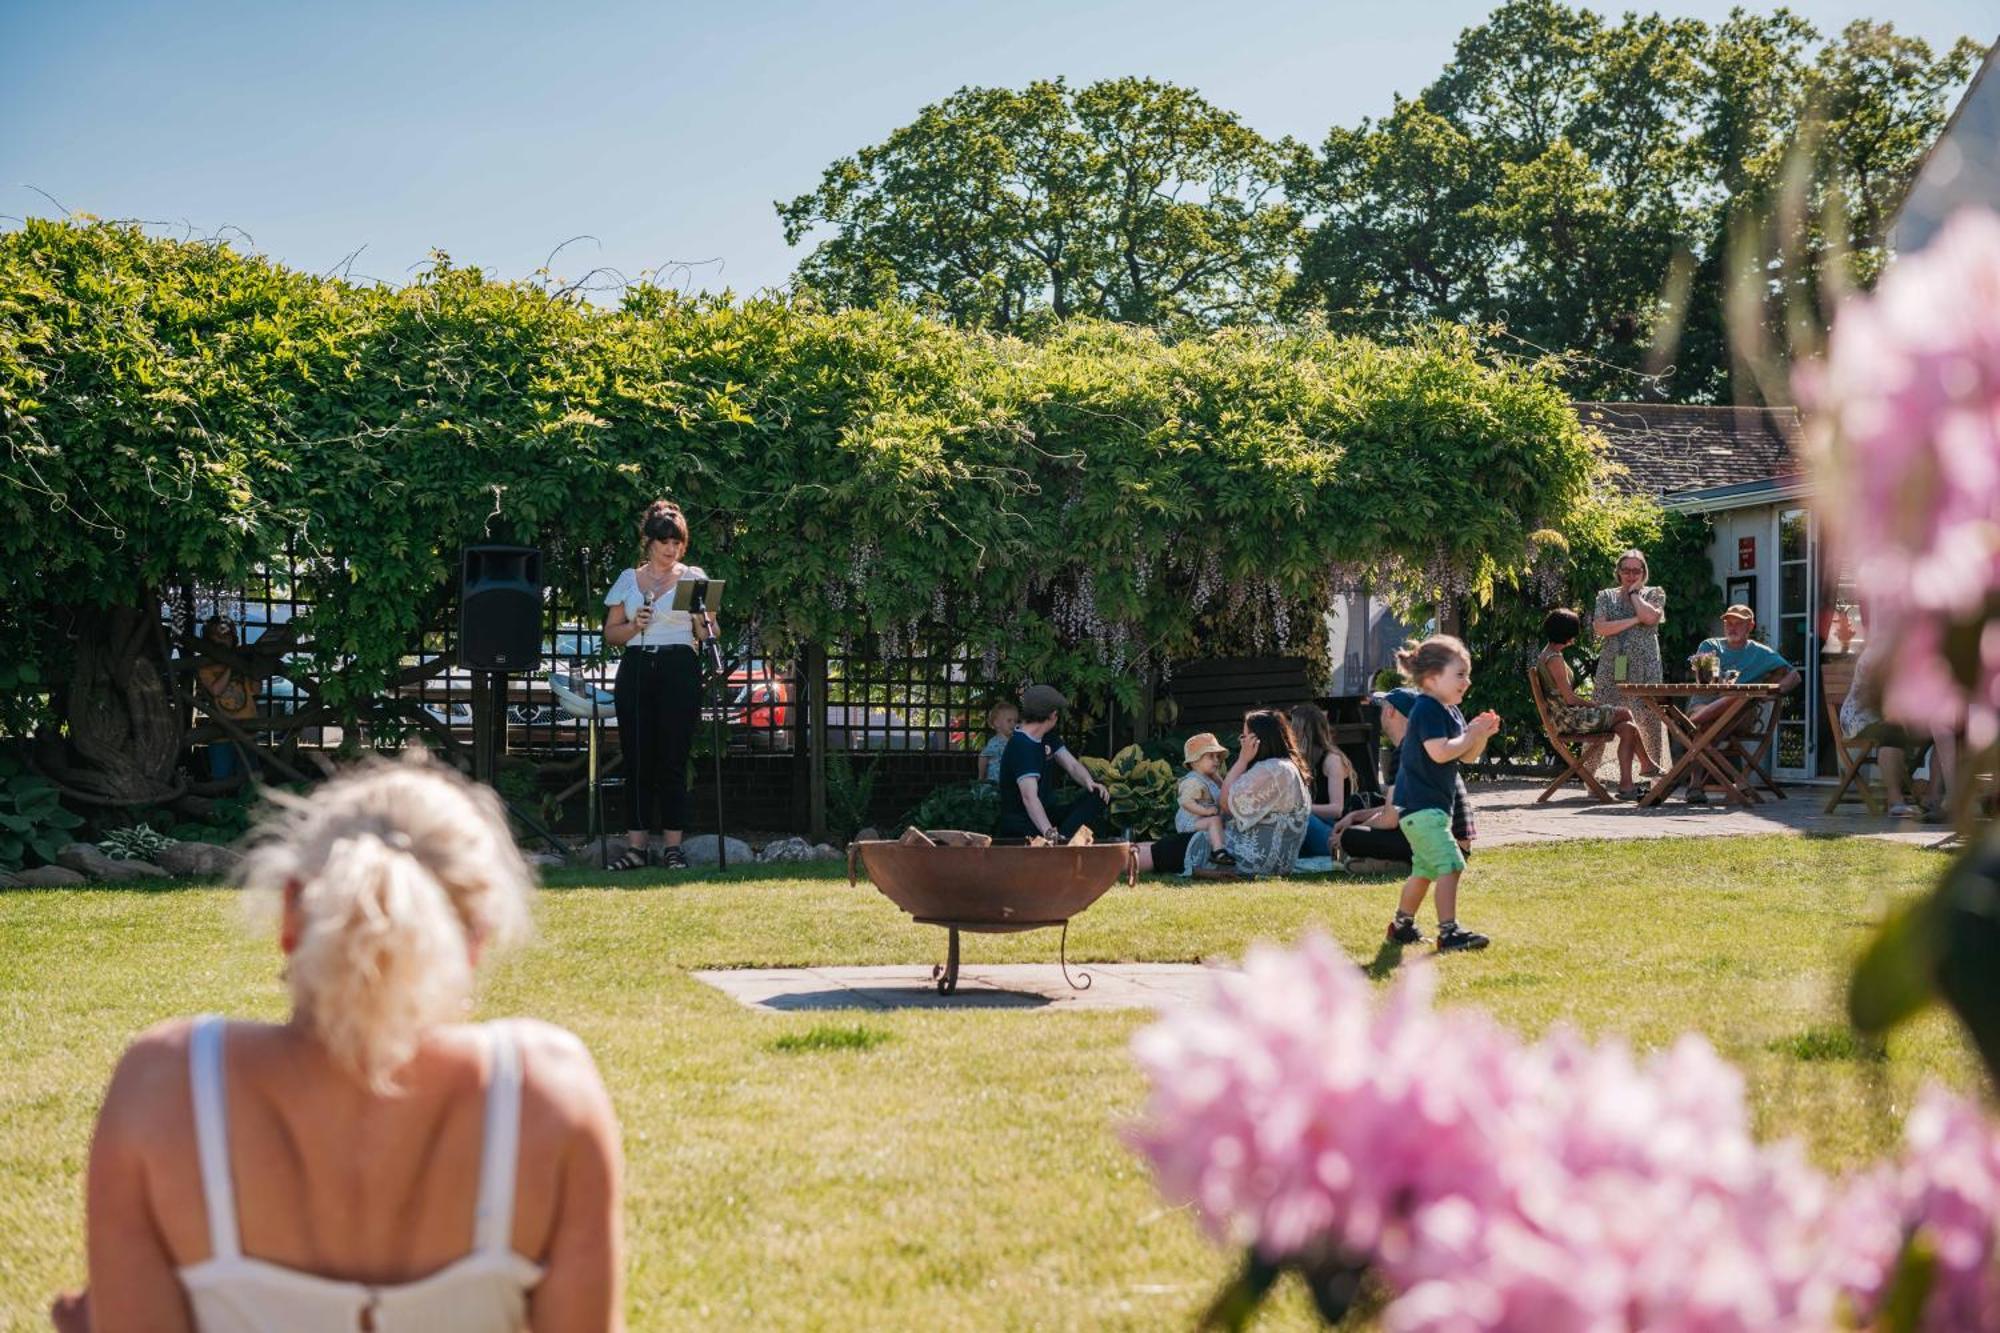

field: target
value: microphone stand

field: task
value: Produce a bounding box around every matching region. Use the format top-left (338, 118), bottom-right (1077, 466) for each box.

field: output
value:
top-left (691, 584), bottom-right (728, 871)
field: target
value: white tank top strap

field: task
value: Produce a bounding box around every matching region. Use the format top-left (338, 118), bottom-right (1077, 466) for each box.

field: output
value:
top-left (472, 1021), bottom-right (523, 1255)
top-left (188, 1014), bottom-right (242, 1261)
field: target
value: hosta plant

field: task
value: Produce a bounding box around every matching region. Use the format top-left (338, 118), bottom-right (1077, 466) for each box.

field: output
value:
top-left (0, 752), bottom-right (83, 871)
top-left (1082, 744), bottom-right (1179, 839)
top-left (98, 823), bottom-right (174, 863)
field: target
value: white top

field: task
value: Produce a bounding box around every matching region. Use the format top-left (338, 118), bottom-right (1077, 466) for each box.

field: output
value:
top-left (604, 564), bottom-right (707, 649)
top-left (177, 1016), bottom-right (544, 1333)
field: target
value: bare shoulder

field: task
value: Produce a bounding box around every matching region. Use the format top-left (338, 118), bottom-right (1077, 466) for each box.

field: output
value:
top-left (511, 1020), bottom-right (614, 1128)
top-left (96, 1018), bottom-right (200, 1139)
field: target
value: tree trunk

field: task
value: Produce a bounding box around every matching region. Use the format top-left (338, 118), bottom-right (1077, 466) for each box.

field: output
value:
top-left (53, 597), bottom-right (187, 805)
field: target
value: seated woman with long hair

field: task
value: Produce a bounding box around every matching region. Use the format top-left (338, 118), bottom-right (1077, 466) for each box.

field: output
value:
top-left (1537, 607), bottom-right (1661, 800)
top-left (54, 755), bottom-right (624, 1332)
top-left (1133, 709), bottom-right (1311, 878)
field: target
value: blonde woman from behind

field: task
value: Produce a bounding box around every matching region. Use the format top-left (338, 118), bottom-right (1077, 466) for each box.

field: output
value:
top-left (54, 754), bottom-right (624, 1333)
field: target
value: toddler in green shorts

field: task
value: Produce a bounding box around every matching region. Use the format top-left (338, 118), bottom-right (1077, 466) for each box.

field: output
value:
top-left (1385, 636), bottom-right (1497, 952)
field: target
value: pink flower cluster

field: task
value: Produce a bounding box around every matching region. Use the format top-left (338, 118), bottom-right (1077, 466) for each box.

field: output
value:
top-left (1799, 207), bottom-right (2000, 750)
top-left (1128, 935), bottom-right (2000, 1330)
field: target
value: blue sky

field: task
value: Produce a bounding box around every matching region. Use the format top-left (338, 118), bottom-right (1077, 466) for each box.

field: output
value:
top-left (2, 0), bottom-right (1991, 298)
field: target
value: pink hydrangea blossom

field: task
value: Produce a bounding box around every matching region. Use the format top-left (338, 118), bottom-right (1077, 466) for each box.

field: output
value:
top-left (1801, 206), bottom-right (2000, 749)
top-left (1128, 934), bottom-right (2000, 1330)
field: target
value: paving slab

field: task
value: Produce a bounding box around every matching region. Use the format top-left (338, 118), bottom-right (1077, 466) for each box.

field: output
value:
top-left (694, 963), bottom-right (1218, 1013)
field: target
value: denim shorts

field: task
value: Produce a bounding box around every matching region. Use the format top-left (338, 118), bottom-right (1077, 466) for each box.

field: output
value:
top-left (1401, 807), bottom-right (1466, 880)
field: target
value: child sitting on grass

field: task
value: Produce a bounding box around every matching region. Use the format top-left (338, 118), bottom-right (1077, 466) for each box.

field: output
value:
top-left (1175, 733), bottom-right (1236, 867)
top-left (978, 701), bottom-right (1019, 784)
top-left (1386, 636), bottom-right (1496, 952)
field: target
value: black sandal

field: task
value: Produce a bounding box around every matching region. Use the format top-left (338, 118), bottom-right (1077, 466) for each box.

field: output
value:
top-left (607, 846), bottom-right (649, 871)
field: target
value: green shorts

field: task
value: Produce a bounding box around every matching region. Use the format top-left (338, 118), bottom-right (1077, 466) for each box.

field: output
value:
top-left (1401, 807), bottom-right (1466, 880)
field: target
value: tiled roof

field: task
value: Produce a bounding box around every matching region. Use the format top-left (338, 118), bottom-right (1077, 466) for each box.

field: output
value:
top-left (1574, 401), bottom-right (1803, 499)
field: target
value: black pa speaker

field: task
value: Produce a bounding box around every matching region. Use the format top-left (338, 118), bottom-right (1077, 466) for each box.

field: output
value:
top-left (458, 545), bottom-right (544, 671)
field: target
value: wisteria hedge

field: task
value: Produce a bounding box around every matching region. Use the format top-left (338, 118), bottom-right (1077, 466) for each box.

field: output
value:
top-left (1, 218), bottom-right (1608, 731)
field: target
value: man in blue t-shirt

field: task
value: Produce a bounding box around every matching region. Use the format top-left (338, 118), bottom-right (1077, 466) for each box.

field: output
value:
top-left (1686, 604), bottom-right (1801, 727)
top-left (1681, 604), bottom-right (1802, 804)
top-left (995, 684), bottom-right (1111, 841)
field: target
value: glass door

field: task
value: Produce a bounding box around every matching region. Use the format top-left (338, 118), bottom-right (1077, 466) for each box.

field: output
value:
top-left (1773, 507), bottom-right (1817, 780)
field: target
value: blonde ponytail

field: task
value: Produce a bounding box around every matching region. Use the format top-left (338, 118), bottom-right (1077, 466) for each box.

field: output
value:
top-left (238, 753), bottom-right (532, 1093)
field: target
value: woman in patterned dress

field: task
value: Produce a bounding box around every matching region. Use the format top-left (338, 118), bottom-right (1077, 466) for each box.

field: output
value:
top-left (1593, 548), bottom-right (1668, 780)
top-left (1538, 608), bottom-right (1661, 798)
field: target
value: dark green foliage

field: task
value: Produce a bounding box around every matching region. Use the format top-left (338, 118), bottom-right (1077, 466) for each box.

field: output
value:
top-left (1852, 824), bottom-right (2000, 1091)
top-left (1464, 504), bottom-right (1716, 770)
top-left (824, 754), bottom-right (880, 840)
top-left (1, 219), bottom-right (1604, 743)
top-left (902, 781), bottom-right (1000, 837)
top-left (0, 751), bottom-right (83, 870)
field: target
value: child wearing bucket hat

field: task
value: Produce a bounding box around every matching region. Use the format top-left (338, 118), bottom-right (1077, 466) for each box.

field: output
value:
top-left (1175, 734), bottom-right (1237, 867)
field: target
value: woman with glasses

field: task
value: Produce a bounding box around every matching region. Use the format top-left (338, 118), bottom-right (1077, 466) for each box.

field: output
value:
top-left (1591, 549), bottom-right (1668, 777)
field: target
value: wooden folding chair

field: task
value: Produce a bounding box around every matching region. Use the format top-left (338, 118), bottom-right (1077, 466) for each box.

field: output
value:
top-left (1528, 670), bottom-right (1617, 804)
top-left (1718, 696), bottom-right (1787, 800)
top-left (1821, 656), bottom-right (1884, 814)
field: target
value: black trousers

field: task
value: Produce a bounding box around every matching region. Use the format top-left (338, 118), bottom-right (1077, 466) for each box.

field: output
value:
top-left (1339, 825), bottom-right (1414, 862)
top-left (614, 646), bottom-right (701, 834)
top-left (996, 788), bottom-right (1107, 841)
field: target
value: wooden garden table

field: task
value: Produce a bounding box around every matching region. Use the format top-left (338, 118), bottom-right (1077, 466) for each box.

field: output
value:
top-left (1620, 682), bottom-right (1785, 809)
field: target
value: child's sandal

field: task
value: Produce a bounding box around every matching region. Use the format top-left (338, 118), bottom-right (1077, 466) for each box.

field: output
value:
top-left (607, 846), bottom-right (649, 871)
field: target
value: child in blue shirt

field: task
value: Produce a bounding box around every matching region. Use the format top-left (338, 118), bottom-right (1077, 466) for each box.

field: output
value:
top-left (977, 702), bottom-right (1019, 784)
top-left (1387, 637), bottom-right (1498, 952)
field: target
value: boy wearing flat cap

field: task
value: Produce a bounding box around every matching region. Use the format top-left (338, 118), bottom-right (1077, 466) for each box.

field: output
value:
top-left (995, 684), bottom-right (1110, 842)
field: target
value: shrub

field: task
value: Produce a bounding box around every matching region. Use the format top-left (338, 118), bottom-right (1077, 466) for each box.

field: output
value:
top-left (0, 753), bottom-right (83, 871)
top-left (903, 780), bottom-right (1000, 835)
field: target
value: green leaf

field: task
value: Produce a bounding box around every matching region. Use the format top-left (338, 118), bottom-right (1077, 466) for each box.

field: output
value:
top-left (1875, 1231), bottom-right (1937, 1333)
top-left (1849, 889), bottom-right (1945, 1036)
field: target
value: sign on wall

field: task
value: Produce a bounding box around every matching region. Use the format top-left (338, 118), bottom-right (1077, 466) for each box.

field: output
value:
top-left (1737, 536), bottom-right (1757, 571)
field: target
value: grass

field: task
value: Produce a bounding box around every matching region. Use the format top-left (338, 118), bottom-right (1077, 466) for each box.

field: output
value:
top-left (0, 835), bottom-right (1983, 1330)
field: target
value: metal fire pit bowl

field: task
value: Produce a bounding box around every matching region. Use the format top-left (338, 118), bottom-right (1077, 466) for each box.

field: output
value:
top-left (848, 840), bottom-right (1137, 994)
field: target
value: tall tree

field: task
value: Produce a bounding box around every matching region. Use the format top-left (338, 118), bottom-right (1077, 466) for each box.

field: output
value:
top-left (1288, 1), bottom-right (1982, 401)
top-left (778, 77), bottom-right (1298, 333)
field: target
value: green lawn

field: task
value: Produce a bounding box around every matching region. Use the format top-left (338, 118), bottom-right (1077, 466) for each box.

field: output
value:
top-left (0, 837), bottom-right (1982, 1330)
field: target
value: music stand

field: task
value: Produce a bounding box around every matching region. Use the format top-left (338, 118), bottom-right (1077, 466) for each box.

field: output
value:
top-left (668, 578), bottom-right (730, 869)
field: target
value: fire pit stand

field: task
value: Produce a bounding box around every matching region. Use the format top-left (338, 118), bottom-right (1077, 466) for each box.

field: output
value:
top-left (850, 840), bottom-right (1136, 997)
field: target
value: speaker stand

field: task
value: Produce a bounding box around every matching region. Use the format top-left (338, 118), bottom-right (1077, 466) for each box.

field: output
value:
top-left (470, 669), bottom-right (566, 859)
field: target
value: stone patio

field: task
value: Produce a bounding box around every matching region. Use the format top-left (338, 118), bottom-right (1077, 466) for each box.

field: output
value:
top-left (1467, 777), bottom-right (1946, 849)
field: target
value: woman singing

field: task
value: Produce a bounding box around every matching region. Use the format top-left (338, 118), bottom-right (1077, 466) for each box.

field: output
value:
top-left (603, 501), bottom-right (713, 871)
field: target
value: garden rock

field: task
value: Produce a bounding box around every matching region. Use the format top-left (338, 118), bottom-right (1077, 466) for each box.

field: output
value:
top-left (12, 865), bottom-right (86, 887)
top-left (58, 843), bottom-right (168, 881)
top-left (157, 841), bottom-right (242, 879)
top-left (756, 836), bottom-right (833, 863)
top-left (0, 870), bottom-right (20, 888)
top-left (680, 834), bottom-right (754, 867)
top-left (525, 851), bottom-right (567, 871)
top-left (852, 827), bottom-right (881, 844)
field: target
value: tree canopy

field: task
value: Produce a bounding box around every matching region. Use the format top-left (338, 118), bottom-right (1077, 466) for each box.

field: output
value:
top-left (777, 77), bottom-right (1299, 334)
top-left (782, 4), bottom-right (1983, 403)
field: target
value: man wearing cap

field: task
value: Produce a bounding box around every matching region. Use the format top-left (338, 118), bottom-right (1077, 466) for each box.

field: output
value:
top-left (995, 684), bottom-right (1111, 842)
top-left (1680, 605), bottom-right (1801, 802)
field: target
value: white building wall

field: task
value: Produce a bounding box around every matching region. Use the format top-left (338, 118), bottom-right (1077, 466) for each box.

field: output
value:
top-left (1700, 505), bottom-right (1778, 639)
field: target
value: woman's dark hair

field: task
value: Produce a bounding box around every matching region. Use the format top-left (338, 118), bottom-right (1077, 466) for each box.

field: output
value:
top-left (639, 499), bottom-right (688, 549)
top-left (1245, 709), bottom-right (1309, 784)
top-left (1541, 608), bottom-right (1583, 645)
top-left (1288, 703), bottom-right (1335, 780)
top-left (202, 614), bottom-right (235, 641)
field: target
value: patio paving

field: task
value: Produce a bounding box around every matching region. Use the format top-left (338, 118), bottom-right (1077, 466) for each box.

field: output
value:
top-left (1468, 777), bottom-right (1946, 849)
top-left (694, 962), bottom-right (1216, 1013)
